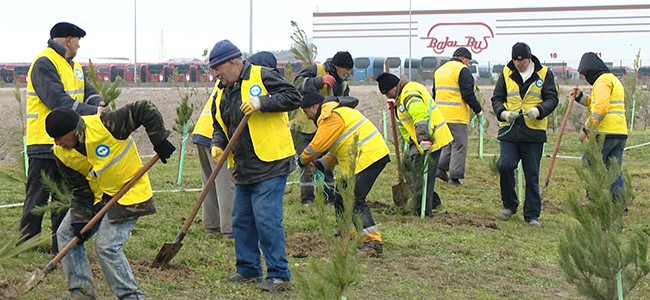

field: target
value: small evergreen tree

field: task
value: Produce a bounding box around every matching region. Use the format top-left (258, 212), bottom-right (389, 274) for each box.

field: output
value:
top-left (86, 59), bottom-right (121, 109)
top-left (558, 134), bottom-right (649, 300)
top-left (290, 20), bottom-right (317, 67)
top-left (296, 136), bottom-right (363, 299)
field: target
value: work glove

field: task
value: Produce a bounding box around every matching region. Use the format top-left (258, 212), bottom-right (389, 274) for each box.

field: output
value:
top-left (154, 139), bottom-right (176, 164)
top-left (321, 75), bottom-right (336, 88)
top-left (386, 98), bottom-right (396, 110)
top-left (419, 140), bottom-right (432, 151)
top-left (572, 89), bottom-right (584, 104)
top-left (524, 107), bottom-right (540, 120)
top-left (314, 159), bottom-right (326, 174)
top-left (71, 223), bottom-right (91, 242)
top-left (500, 111), bottom-right (518, 123)
top-left (211, 146), bottom-right (224, 163)
top-left (240, 96), bottom-right (261, 115)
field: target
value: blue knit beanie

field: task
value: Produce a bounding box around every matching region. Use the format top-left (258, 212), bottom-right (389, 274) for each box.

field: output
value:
top-left (209, 39), bottom-right (242, 68)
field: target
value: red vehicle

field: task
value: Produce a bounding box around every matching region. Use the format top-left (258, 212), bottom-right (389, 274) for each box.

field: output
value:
top-left (194, 62), bottom-right (213, 82)
top-left (108, 63), bottom-right (127, 82)
top-left (1, 64), bottom-right (15, 83)
top-left (124, 63), bottom-right (147, 83)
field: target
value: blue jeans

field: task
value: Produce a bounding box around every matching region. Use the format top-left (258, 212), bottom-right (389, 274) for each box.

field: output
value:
top-left (232, 175), bottom-right (290, 281)
top-left (57, 211), bottom-right (144, 300)
top-left (497, 141), bottom-right (543, 221)
top-left (583, 137), bottom-right (626, 202)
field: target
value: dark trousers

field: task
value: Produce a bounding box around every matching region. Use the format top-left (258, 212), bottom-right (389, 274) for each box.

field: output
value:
top-left (296, 132), bottom-right (334, 203)
top-left (583, 137), bottom-right (627, 203)
top-left (20, 157), bottom-right (68, 251)
top-left (412, 149), bottom-right (442, 216)
top-left (496, 141), bottom-right (543, 221)
top-left (331, 155), bottom-right (389, 234)
top-left (438, 123), bottom-right (468, 180)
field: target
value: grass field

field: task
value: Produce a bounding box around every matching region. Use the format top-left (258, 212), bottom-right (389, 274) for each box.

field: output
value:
top-left (1, 130), bottom-right (650, 299)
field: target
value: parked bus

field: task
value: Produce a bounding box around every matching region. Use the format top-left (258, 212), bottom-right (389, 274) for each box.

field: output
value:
top-left (1, 64), bottom-right (15, 83)
top-left (385, 57), bottom-right (401, 76)
top-left (403, 58), bottom-right (420, 80)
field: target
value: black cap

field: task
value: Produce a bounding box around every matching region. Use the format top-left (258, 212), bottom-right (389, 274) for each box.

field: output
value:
top-left (45, 107), bottom-right (80, 138)
top-left (453, 47), bottom-right (472, 59)
top-left (511, 42), bottom-right (532, 60)
top-left (50, 22), bottom-right (86, 39)
top-left (301, 91), bottom-right (324, 108)
top-left (376, 73), bottom-right (400, 94)
top-left (331, 51), bottom-right (353, 69)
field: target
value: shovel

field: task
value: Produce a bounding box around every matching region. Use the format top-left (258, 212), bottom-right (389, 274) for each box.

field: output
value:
top-left (19, 155), bottom-right (160, 296)
top-left (151, 114), bottom-right (250, 268)
top-left (540, 86), bottom-right (578, 198)
top-left (388, 105), bottom-right (408, 207)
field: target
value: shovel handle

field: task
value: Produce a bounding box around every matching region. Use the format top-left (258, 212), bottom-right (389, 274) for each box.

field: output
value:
top-left (388, 105), bottom-right (403, 180)
top-left (176, 114), bottom-right (251, 239)
top-left (541, 86), bottom-right (578, 197)
top-left (43, 154), bottom-right (160, 273)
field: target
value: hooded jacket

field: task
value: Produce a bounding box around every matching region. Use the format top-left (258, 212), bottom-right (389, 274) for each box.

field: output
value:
top-left (577, 52), bottom-right (627, 137)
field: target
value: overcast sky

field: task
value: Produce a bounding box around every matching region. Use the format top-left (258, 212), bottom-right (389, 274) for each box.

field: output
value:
top-left (3, 0), bottom-right (647, 64)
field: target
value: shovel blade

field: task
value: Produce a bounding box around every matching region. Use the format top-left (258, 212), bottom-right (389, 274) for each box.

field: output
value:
top-left (151, 242), bottom-right (183, 268)
top-left (17, 269), bottom-right (46, 297)
top-left (392, 182), bottom-right (408, 208)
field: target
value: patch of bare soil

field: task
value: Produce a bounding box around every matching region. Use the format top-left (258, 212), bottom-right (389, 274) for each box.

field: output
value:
top-left (0, 279), bottom-right (19, 300)
top-left (285, 231), bottom-right (329, 259)
top-left (131, 260), bottom-right (196, 281)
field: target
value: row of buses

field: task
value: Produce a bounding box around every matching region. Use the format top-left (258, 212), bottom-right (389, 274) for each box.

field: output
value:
top-left (2, 57), bottom-right (647, 84)
top-left (0, 62), bottom-right (216, 84)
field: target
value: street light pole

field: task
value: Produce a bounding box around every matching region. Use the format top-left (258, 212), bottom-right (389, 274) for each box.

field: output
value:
top-left (249, 0), bottom-right (253, 54)
top-left (134, 0), bottom-right (138, 83)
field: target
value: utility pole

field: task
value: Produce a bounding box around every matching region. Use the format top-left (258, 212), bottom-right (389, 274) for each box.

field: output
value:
top-left (249, 0), bottom-right (253, 54)
top-left (134, 0), bottom-right (137, 83)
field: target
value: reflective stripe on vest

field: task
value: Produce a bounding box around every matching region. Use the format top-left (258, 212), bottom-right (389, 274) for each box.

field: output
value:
top-left (240, 65), bottom-right (295, 162)
top-left (206, 80), bottom-right (235, 168)
top-left (323, 104), bottom-right (389, 175)
top-left (434, 60), bottom-right (470, 124)
top-left (588, 73), bottom-right (627, 135)
top-left (396, 81), bottom-right (454, 154)
top-left (83, 115), bottom-right (153, 205)
top-left (500, 65), bottom-right (549, 130)
top-left (26, 47), bottom-right (86, 146)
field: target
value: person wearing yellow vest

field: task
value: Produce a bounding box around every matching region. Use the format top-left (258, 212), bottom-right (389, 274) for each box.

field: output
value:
top-left (208, 40), bottom-right (301, 292)
top-left (491, 42), bottom-right (559, 228)
top-left (298, 91), bottom-right (390, 256)
top-left (20, 22), bottom-right (105, 254)
top-left (376, 72), bottom-right (454, 217)
top-left (433, 47), bottom-right (483, 185)
top-left (44, 101), bottom-right (175, 300)
top-left (292, 51), bottom-right (353, 204)
top-left (574, 52), bottom-right (628, 205)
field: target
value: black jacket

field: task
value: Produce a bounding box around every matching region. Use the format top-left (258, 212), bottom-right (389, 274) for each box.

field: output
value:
top-left (491, 55), bottom-right (559, 143)
top-left (211, 61), bottom-right (302, 184)
top-left (28, 39), bottom-right (103, 158)
top-left (431, 58), bottom-right (482, 114)
top-left (293, 60), bottom-right (350, 96)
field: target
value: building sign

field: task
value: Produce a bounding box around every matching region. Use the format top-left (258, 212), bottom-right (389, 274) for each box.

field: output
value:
top-left (420, 22), bottom-right (495, 55)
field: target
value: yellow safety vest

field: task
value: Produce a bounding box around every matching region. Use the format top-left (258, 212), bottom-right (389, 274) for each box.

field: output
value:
top-left (500, 66), bottom-right (549, 130)
top-left (588, 73), bottom-right (627, 135)
top-left (200, 80), bottom-right (235, 168)
top-left (240, 65), bottom-right (295, 162)
top-left (26, 47), bottom-right (86, 146)
top-left (396, 82), bottom-right (454, 154)
top-left (316, 63), bottom-right (348, 96)
top-left (434, 60), bottom-right (471, 124)
top-left (318, 102), bottom-right (389, 176)
top-left (52, 146), bottom-right (104, 205)
top-left (83, 115), bottom-right (153, 205)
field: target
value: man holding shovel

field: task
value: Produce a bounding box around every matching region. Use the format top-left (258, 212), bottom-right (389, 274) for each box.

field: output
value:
top-left (297, 91), bottom-right (390, 256)
top-left (574, 52), bottom-right (628, 207)
top-left (376, 73), bottom-right (454, 217)
top-left (45, 101), bottom-right (175, 300)
top-left (491, 42), bottom-right (558, 228)
top-left (208, 40), bottom-right (301, 292)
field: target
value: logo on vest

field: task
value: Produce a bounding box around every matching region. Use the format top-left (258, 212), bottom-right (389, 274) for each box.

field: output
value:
top-left (398, 105), bottom-right (405, 113)
top-left (249, 84), bottom-right (262, 97)
top-left (535, 79), bottom-right (544, 88)
top-left (75, 69), bottom-right (84, 80)
top-left (95, 144), bottom-right (110, 158)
